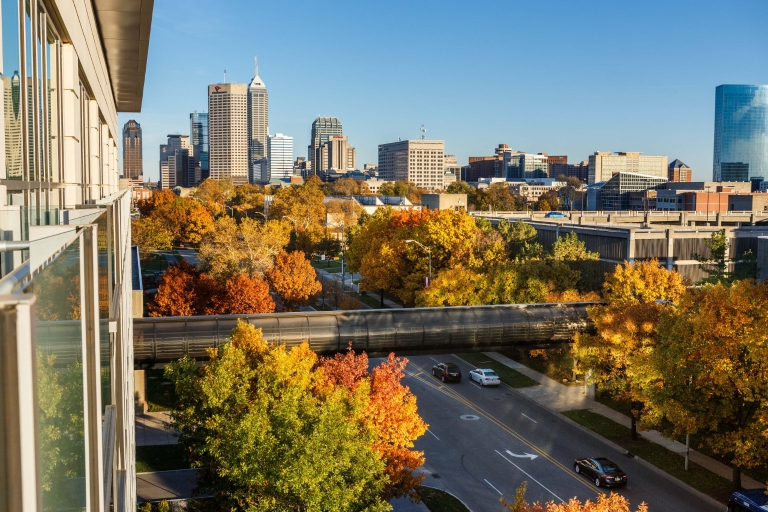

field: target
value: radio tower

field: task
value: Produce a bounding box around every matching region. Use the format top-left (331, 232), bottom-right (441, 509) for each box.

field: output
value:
top-left (420, 124), bottom-right (426, 140)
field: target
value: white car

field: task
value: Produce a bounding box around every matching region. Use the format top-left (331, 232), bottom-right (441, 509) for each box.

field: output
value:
top-left (469, 368), bottom-right (500, 386)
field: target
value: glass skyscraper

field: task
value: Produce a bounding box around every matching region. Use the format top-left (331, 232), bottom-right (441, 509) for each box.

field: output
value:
top-left (190, 112), bottom-right (209, 182)
top-left (713, 85), bottom-right (768, 183)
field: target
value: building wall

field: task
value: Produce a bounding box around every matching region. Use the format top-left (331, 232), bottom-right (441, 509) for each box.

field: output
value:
top-left (378, 139), bottom-right (445, 190)
top-left (588, 152), bottom-right (669, 184)
top-left (208, 83), bottom-right (248, 185)
top-left (713, 85), bottom-right (768, 182)
top-left (421, 193), bottom-right (467, 210)
top-left (268, 133), bottom-right (293, 181)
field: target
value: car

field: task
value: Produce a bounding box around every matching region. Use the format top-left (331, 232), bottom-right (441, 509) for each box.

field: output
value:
top-left (544, 211), bottom-right (568, 218)
top-left (432, 362), bottom-right (462, 382)
top-left (574, 457), bottom-right (627, 488)
top-left (468, 368), bottom-right (500, 386)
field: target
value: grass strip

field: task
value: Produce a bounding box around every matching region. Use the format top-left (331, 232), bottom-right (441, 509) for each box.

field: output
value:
top-left (145, 368), bottom-right (176, 412)
top-left (417, 486), bottom-right (469, 512)
top-left (136, 444), bottom-right (191, 473)
top-left (562, 409), bottom-right (733, 503)
top-left (354, 292), bottom-right (388, 309)
top-left (456, 353), bottom-right (539, 388)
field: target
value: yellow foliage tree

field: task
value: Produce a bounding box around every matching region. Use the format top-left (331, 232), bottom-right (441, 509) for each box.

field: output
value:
top-left (265, 250), bottom-right (322, 311)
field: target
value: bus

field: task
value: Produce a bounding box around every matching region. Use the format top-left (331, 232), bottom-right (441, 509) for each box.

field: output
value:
top-left (727, 489), bottom-right (768, 511)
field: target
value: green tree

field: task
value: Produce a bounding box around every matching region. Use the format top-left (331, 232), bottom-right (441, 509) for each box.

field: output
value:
top-left (693, 229), bottom-right (759, 285)
top-left (552, 232), bottom-right (602, 292)
top-left (416, 266), bottom-right (486, 307)
top-left (131, 216), bottom-right (173, 260)
top-left (165, 322), bottom-right (391, 511)
top-left (497, 220), bottom-right (542, 260)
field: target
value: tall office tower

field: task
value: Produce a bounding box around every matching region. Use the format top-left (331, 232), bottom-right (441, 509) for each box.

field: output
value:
top-left (1, 72), bottom-right (22, 179)
top-left (122, 120), bottom-right (143, 181)
top-left (504, 153), bottom-right (550, 180)
top-left (208, 82), bottom-right (248, 185)
top-left (315, 135), bottom-right (356, 171)
top-left (159, 134), bottom-right (191, 189)
top-left (588, 151), bottom-right (668, 184)
top-left (247, 58), bottom-right (268, 183)
top-left (308, 117), bottom-right (343, 168)
top-left (267, 133), bottom-right (293, 180)
top-left (378, 139), bottom-right (445, 190)
top-left (190, 112), bottom-right (209, 182)
top-left (713, 85), bottom-right (768, 183)
top-left (467, 144), bottom-right (516, 182)
top-left (668, 159), bottom-right (692, 182)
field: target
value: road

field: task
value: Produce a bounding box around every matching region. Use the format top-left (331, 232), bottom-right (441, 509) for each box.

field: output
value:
top-left (398, 355), bottom-right (722, 512)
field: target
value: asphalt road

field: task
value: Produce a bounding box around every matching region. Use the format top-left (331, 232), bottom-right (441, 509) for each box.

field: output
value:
top-left (397, 355), bottom-right (722, 512)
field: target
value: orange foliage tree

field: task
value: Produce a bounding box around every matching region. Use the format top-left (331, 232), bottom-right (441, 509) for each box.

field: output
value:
top-left (265, 250), bottom-right (321, 311)
top-left (217, 273), bottom-right (275, 314)
top-left (317, 347), bottom-right (428, 501)
top-left (149, 260), bottom-right (201, 317)
top-left (504, 483), bottom-right (648, 511)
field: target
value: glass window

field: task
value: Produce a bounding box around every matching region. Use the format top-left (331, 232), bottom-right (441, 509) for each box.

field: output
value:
top-left (1, 0), bottom-right (22, 180)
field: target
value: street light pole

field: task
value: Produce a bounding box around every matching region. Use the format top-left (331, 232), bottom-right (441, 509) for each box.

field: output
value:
top-left (405, 239), bottom-right (432, 287)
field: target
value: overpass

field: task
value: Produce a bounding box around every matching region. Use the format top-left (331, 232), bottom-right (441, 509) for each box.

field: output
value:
top-left (131, 303), bottom-right (592, 366)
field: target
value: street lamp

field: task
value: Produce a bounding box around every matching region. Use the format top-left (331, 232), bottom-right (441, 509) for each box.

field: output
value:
top-left (405, 239), bottom-right (432, 287)
top-left (252, 211), bottom-right (267, 221)
top-left (224, 205), bottom-right (234, 217)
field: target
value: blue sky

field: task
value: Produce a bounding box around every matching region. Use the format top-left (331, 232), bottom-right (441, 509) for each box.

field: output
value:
top-left (122, 0), bottom-right (768, 183)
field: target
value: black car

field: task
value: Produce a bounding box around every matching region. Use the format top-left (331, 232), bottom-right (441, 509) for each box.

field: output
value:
top-left (432, 362), bottom-right (462, 382)
top-left (574, 457), bottom-right (627, 488)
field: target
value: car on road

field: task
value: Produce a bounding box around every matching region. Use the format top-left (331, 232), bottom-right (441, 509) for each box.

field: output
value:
top-left (468, 368), bottom-right (500, 386)
top-left (432, 362), bottom-right (462, 382)
top-left (544, 211), bottom-right (568, 218)
top-left (574, 457), bottom-right (627, 487)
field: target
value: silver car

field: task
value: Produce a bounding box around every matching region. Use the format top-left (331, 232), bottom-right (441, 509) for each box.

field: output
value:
top-left (469, 368), bottom-right (500, 386)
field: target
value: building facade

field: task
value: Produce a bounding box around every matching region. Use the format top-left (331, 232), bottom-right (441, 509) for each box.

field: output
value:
top-left (315, 135), bottom-right (356, 172)
top-left (713, 84), bottom-right (768, 183)
top-left (248, 59), bottom-right (268, 183)
top-left (550, 160), bottom-right (589, 182)
top-left (378, 139), bottom-right (445, 190)
top-left (588, 151), bottom-right (668, 184)
top-left (122, 120), bottom-right (143, 181)
top-left (190, 112), bottom-right (209, 183)
top-left (591, 172), bottom-right (668, 210)
top-left (159, 134), bottom-right (192, 189)
top-left (308, 117), bottom-right (343, 167)
top-left (268, 133), bottom-right (294, 181)
top-left (668, 159), bottom-right (692, 182)
top-left (0, 0), bottom-right (152, 510)
top-left (504, 153), bottom-right (549, 180)
top-left (466, 144), bottom-right (514, 182)
top-left (208, 83), bottom-right (249, 185)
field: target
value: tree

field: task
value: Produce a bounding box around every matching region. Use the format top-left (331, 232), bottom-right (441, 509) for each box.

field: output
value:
top-left (378, 180), bottom-right (425, 204)
top-left (318, 348), bottom-right (427, 501)
top-left (502, 483), bottom-right (648, 512)
top-left (536, 198), bottom-right (552, 211)
top-left (557, 175), bottom-right (583, 211)
top-left (217, 273), bottom-right (275, 314)
top-left (497, 220), bottom-right (542, 260)
top-left (552, 232), bottom-right (601, 293)
top-left (148, 260), bottom-right (201, 317)
top-left (476, 183), bottom-right (524, 211)
top-left (164, 322), bottom-right (391, 511)
top-left (416, 266), bottom-right (486, 307)
top-left (268, 181), bottom-right (326, 231)
top-left (131, 216), bottom-right (173, 260)
top-left (326, 198), bottom-right (363, 231)
top-left (183, 204), bottom-right (215, 243)
top-left (642, 280), bottom-right (768, 489)
top-left (693, 229), bottom-right (758, 285)
top-left (315, 237), bottom-right (342, 260)
top-left (327, 177), bottom-right (370, 196)
top-left (266, 251), bottom-right (322, 311)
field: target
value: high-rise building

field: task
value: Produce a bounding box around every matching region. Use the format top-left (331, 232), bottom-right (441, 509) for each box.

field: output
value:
top-left (190, 112), bottom-right (209, 182)
top-left (308, 117), bottom-right (343, 167)
top-left (208, 82), bottom-right (249, 185)
top-left (122, 120), bottom-right (143, 181)
top-left (159, 134), bottom-right (192, 188)
top-left (268, 133), bottom-right (294, 181)
top-left (0, 1), bottom-right (152, 510)
top-left (550, 160), bottom-right (589, 182)
top-left (713, 85), bottom-right (768, 183)
top-left (248, 58), bottom-right (269, 183)
top-left (378, 139), bottom-right (445, 190)
top-left (540, 153), bottom-right (567, 176)
top-left (588, 151), bottom-right (668, 184)
top-left (315, 135), bottom-right (356, 172)
top-left (504, 153), bottom-right (550, 180)
top-left (668, 159), bottom-right (692, 182)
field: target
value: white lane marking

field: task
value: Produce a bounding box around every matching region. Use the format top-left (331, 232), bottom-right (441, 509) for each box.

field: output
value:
top-left (484, 478), bottom-right (503, 495)
top-left (429, 357), bottom-right (441, 363)
top-left (427, 429), bottom-right (440, 441)
top-left (522, 413), bottom-right (538, 424)
top-left (506, 450), bottom-right (538, 460)
top-left (495, 450), bottom-right (563, 502)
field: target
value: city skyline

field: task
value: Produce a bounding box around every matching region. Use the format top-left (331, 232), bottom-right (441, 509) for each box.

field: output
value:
top-left (123, 0), bottom-right (768, 183)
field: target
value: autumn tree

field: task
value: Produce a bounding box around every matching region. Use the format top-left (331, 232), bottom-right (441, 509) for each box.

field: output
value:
top-left (503, 482), bottom-right (648, 512)
top-left (131, 216), bottom-right (173, 261)
top-left (216, 273), bottom-right (275, 314)
top-left (318, 347), bottom-right (427, 501)
top-left (475, 182), bottom-right (524, 212)
top-left (551, 232), bottom-right (601, 292)
top-left (497, 219), bottom-right (543, 260)
top-left (266, 250), bottom-right (322, 311)
top-left (148, 260), bottom-right (202, 317)
top-left (641, 280), bottom-right (768, 489)
top-left (165, 322), bottom-right (391, 511)
top-left (415, 265), bottom-right (485, 307)
top-left (327, 177), bottom-right (370, 196)
top-left (378, 180), bottom-right (426, 204)
top-left (693, 229), bottom-right (759, 285)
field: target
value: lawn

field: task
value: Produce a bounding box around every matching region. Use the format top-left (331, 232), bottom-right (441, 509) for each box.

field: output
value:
top-left (504, 348), bottom-right (579, 385)
top-left (417, 487), bottom-right (469, 512)
top-left (353, 291), bottom-right (388, 309)
top-left (562, 409), bottom-right (733, 503)
top-left (456, 353), bottom-right (539, 388)
top-left (145, 368), bottom-right (176, 412)
top-left (136, 444), bottom-right (191, 473)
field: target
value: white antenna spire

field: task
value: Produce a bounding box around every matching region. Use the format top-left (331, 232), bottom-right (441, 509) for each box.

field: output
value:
top-left (420, 124), bottom-right (426, 140)
top-left (254, 56), bottom-right (258, 77)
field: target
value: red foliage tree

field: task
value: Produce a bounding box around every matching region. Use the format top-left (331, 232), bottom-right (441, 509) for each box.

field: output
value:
top-left (217, 273), bottom-right (275, 314)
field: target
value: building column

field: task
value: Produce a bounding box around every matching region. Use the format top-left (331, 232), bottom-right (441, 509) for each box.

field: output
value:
top-left (88, 100), bottom-right (100, 201)
top-left (666, 228), bottom-right (674, 271)
top-left (60, 44), bottom-right (81, 206)
top-left (626, 229), bottom-right (635, 263)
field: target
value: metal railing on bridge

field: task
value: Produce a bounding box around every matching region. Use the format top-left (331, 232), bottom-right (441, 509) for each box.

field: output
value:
top-left (132, 303), bottom-right (593, 365)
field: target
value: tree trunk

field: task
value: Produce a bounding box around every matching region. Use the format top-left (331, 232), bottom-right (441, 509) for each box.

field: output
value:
top-left (732, 466), bottom-right (742, 491)
top-left (631, 413), bottom-right (637, 440)
top-left (380, 289), bottom-right (385, 308)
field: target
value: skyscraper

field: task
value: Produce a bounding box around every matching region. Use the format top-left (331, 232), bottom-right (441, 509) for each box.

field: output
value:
top-left (122, 120), bottom-right (143, 181)
top-left (315, 135), bottom-right (356, 172)
top-left (378, 139), bottom-right (445, 190)
top-left (308, 117), bottom-right (343, 168)
top-left (248, 58), bottom-right (268, 183)
top-left (713, 85), bottom-right (768, 183)
top-left (190, 112), bottom-right (209, 182)
top-left (159, 134), bottom-right (191, 189)
top-left (267, 133), bottom-right (293, 181)
top-left (1, 72), bottom-right (22, 179)
top-left (208, 82), bottom-right (249, 185)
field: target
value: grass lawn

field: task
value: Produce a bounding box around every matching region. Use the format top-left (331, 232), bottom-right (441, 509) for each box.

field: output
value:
top-left (353, 291), bottom-right (388, 309)
top-left (505, 348), bottom-right (579, 385)
top-left (145, 369), bottom-right (176, 412)
top-left (456, 353), bottom-right (539, 388)
top-left (135, 444), bottom-right (191, 473)
top-left (562, 409), bottom-right (733, 503)
top-left (142, 253), bottom-right (169, 273)
top-left (593, 388), bottom-right (633, 416)
top-left (417, 487), bottom-right (469, 512)
top-left (686, 432), bottom-right (768, 485)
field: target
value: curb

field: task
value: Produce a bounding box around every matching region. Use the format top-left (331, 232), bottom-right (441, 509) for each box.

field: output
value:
top-left (421, 486), bottom-right (474, 512)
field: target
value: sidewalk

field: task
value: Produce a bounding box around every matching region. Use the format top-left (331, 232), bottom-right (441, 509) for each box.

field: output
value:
top-left (483, 352), bottom-right (764, 490)
top-left (136, 411), bottom-right (177, 447)
top-left (314, 267), bottom-right (403, 309)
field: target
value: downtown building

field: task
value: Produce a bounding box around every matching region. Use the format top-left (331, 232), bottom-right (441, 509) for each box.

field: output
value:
top-left (159, 134), bottom-right (194, 189)
top-left (308, 116), bottom-right (343, 169)
top-left (190, 112), bottom-right (209, 182)
top-left (315, 135), bottom-right (356, 176)
top-left (668, 159), bottom-right (692, 182)
top-left (248, 59), bottom-right (268, 183)
top-left (0, 0), bottom-right (153, 511)
top-left (378, 139), bottom-right (446, 190)
top-left (208, 82), bottom-right (249, 185)
top-left (588, 151), bottom-right (668, 185)
top-left (267, 133), bottom-right (294, 181)
top-left (122, 120), bottom-right (143, 182)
